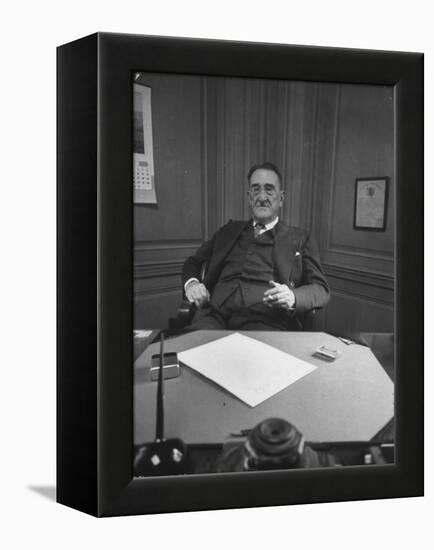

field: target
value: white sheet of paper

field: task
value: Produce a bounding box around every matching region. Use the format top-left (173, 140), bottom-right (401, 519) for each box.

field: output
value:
top-left (133, 330), bottom-right (153, 339)
top-left (177, 332), bottom-right (317, 407)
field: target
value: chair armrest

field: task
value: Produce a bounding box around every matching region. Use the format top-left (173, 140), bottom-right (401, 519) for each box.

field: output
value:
top-left (168, 300), bottom-right (195, 329)
top-left (168, 299), bottom-right (196, 329)
top-left (299, 308), bottom-right (318, 331)
top-left (179, 300), bottom-right (195, 321)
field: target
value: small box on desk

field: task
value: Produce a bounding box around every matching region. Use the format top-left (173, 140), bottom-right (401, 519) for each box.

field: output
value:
top-left (150, 352), bottom-right (180, 381)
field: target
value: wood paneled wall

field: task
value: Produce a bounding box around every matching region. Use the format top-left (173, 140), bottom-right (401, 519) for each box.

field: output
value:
top-left (312, 84), bottom-right (394, 332)
top-left (134, 74), bottom-right (395, 332)
top-left (205, 77), bottom-right (319, 232)
top-left (133, 73), bottom-right (207, 327)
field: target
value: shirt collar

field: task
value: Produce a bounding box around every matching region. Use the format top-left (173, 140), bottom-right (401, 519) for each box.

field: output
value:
top-left (253, 216), bottom-right (279, 231)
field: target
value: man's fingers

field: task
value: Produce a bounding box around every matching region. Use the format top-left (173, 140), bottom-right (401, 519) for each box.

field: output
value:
top-left (192, 286), bottom-right (210, 309)
top-left (263, 280), bottom-right (279, 295)
top-left (265, 293), bottom-right (286, 303)
top-left (263, 288), bottom-right (294, 307)
top-left (264, 289), bottom-right (288, 300)
top-left (264, 286), bottom-right (281, 296)
top-left (194, 296), bottom-right (205, 308)
top-left (195, 296), bottom-right (206, 307)
top-left (186, 282), bottom-right (210, 306)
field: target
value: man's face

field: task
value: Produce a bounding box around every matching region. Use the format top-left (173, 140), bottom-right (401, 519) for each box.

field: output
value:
top-left (247, 169), bottom-right (284, 224)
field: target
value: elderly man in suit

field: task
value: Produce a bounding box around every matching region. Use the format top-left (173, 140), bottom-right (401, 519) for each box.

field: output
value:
top-left (182, 162), bottom-right (329, 330)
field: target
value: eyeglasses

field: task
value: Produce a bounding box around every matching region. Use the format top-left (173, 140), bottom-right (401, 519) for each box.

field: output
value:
top-left (249, 185), bottom-right (279, 196)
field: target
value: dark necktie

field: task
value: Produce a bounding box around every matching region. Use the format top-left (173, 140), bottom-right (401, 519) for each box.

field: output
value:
top-left (253, 223), bottom-right (265, 238)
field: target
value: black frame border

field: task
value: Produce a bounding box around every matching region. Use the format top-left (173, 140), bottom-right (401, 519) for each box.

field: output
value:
top-left (57, 32), bottom-right (423, 517)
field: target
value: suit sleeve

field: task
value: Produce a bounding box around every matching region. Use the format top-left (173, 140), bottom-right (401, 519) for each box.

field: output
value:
top-left (293, 232), bottom-right (330, 313)
top-left (181, 232), bottom-right (217, 288)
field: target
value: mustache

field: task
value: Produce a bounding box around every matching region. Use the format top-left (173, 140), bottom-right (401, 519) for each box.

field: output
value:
top-left (255, 200), bottom-right (271, 207)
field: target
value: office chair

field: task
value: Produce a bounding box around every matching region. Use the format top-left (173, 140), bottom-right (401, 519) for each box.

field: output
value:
top-left (169, 261), bottom-right (320, 330)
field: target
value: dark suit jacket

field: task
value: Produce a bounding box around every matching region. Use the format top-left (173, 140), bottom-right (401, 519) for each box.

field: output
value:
top-left (182, 220), bottom-right (330, 314)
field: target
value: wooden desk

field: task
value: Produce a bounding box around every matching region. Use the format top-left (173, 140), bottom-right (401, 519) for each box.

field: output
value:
top-left (134, 331), bottom-right (394, 446)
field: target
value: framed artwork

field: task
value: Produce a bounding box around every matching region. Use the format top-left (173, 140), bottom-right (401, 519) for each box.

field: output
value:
top-left (354, 177), bottom-right (389, 231)
top-left (57, 33), bottom-right (423, 517)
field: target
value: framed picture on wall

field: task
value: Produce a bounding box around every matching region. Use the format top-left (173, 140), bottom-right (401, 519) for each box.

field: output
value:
top-left (354, 177), bottom-right (389, 231)
top-left (57, 33), bottom-right (423, 517)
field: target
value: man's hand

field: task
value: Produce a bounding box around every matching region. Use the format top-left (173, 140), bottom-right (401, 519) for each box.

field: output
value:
top-left (263, 280), bottom-right (295, 310)
top-left (185, 280), bottom-right (210, 309)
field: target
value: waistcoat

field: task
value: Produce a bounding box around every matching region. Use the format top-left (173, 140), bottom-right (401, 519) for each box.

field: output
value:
top-left (212, 224), bottom-right (278, 307)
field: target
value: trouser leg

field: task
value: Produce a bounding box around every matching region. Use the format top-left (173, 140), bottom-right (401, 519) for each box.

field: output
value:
top-left (187, 305), bottom-right (227, 330)
top-left (187, 286), bottom-right (240, 330)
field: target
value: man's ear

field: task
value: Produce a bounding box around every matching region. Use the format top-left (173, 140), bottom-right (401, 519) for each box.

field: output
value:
top-left (280, 190), bottom-right (285, 204)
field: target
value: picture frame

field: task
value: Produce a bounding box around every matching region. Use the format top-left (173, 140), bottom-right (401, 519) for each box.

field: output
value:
top-left (354, 177), bottom-right (389, 231)
top-left (57, 32), bottom-right (423, 517)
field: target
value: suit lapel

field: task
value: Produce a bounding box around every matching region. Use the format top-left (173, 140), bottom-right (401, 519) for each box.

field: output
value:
top-left (214, 221), bottom-right (249, 261)
top-left (206, 221), bottom-right (249, 287)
